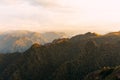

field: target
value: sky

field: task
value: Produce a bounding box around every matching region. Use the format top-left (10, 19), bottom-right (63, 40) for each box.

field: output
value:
top-left (0, 0), bottom-right (120, 34)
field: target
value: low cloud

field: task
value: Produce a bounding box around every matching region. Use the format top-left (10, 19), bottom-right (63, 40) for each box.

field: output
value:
top-left (28, 0), bottom-right (58, 7)
top-left (0, 0), bottom-right (25, 5)
top-left (0, 0), bottom-right (60, 7)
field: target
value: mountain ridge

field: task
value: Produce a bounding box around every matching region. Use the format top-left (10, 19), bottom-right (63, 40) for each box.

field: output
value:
top-left (0, 31), bottom-right (120, 80)
top-left (0, 30), bottom-right (66, 53)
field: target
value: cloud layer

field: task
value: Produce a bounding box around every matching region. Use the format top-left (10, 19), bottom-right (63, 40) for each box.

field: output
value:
top-left (0, 0), bottom-right (120, 33)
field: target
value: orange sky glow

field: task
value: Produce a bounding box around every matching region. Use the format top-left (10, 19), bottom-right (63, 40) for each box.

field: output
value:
top-left (0, 0), bottom-right (120, 34)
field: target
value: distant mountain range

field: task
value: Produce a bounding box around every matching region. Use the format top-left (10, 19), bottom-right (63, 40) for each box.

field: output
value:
top-left (0, 30), bottom-right (66, 53)
top-left (0, 31), bottom-right (120, 80)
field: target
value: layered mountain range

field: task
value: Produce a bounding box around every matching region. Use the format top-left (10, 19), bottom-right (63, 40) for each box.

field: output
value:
top-left (0, 30), bottom-right (66, 53)
top-left (0, 31), bottom-right (120, 80)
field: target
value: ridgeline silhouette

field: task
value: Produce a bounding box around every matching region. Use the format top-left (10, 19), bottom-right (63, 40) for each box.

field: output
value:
top-left (0, 31), bottom-right (120, 80)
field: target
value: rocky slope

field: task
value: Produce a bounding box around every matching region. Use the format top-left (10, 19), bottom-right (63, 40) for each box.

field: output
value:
top-left (84, 66), bottom-right (120, 80)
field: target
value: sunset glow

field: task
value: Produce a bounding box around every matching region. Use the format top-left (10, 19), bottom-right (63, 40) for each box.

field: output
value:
top-left (0, 0), bottom-right (120, 33)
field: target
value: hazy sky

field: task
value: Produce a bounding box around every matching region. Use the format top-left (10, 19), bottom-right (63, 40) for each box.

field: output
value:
top-left (0, 0), bottom-right (120, 33)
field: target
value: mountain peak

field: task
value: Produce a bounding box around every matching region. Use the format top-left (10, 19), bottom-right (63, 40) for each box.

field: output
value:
top-left (85, 32), bottom-right (100, 36)
top-left (31, 43), bottom-right (41, 48)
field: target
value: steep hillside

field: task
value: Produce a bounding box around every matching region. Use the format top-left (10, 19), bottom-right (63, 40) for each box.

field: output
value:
top-left (84, 66), bottom-right (120, 80)
top-left (0, 31), bottom-right (120, 80)
top-left (0, 38), bottom-right (81, 80)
